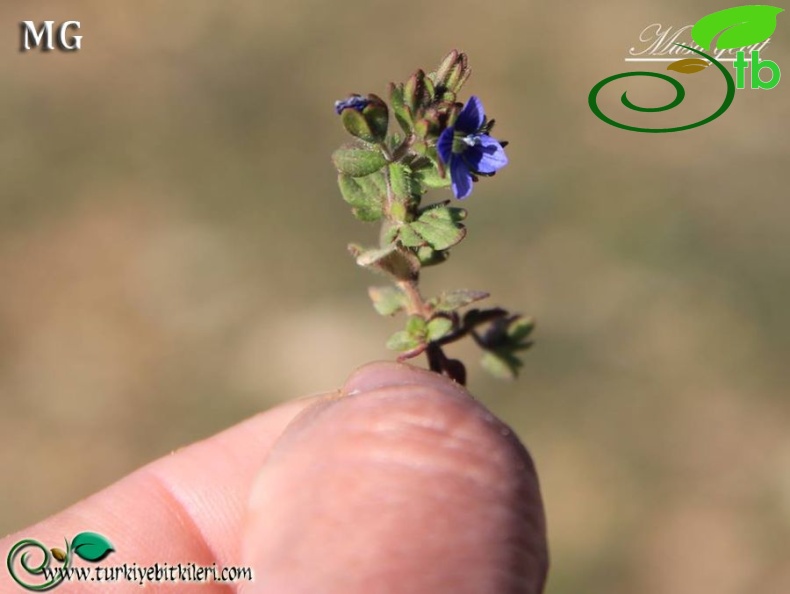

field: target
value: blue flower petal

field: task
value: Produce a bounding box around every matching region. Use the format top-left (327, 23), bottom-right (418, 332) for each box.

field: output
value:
top-left (437, 127), bottom-right (454, 165)
top-left (334, 95), bottom-right (370, 114)
top-left (466, 135), bottom-right (508, 174)
top-left (450, 159), bottom-right (473, 199)
top-left (455, 96), bottom-right (485, 133)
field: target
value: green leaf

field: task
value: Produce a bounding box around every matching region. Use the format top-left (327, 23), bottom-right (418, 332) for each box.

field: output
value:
top-left (350, 244), bottom-right (420, 281)
top-left (415, 245), bottom-right (450, 267)
top-left (389, 163), bottom-right (416, 205)
top-left (481, 351), bottom-right (522, 380)
top-left (386, 314), bottom-right (428, 351)
top-left (405, 314), bottom-right (427, 338)
top-left (508, 317), bottom-right (535, 344)
top-left (389, 202), bottom-right (408, 223)
top-left (396, 224), bottom-right (425, 248)
top-left (476, 314), bottom-right (533, 350)
top-left (386, 133), bottom-right (403, 155)
top-left (386, 330), bottom-right (421, 352)
top-left (368, 286), bottom-right (407, 316)
top-left (666, 58), bottom-right (710, 74)
top-left (692, 5), bottom-right (783, 50)
top-left (380, 222), bottom-right (399, 245)
top-left (467, 312), bottom-right (534, 380)
top-left (338, 173), bottom-right (386, 221)
top-left (332, 144), bottom-right (387, 177)
top-left (408, 205), bottom-right (467, 250)
top-left (426, 317), bottom-right (453, 342)
top-left (71, 532), bottom-right (115, 563)
top-left (424, 146), bottom-right (447, 178)
top-left (432, 289), bottom-right (490, 313)
top-left (414, 161), bottom-right (450, 189)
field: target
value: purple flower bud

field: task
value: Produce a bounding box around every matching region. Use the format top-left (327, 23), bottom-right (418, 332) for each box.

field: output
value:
top-left (334, 94), bottom-right (371, 115)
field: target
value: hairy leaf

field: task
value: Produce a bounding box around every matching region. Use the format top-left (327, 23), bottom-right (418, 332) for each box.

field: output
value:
top-left (386, 330), bottom-right (420, 352)
top-left (368, 286), bottom-right (408, 316)
top-left (481, 351), bottom-right (523, 380)
top-left (338, 172), bottom-right (386, 221)
top-left (332, 143), bottom-right (387, 177)
top-left (350, 244), bottom-right (420, 281)
top-left (426, 317), bottom-right (453, 341)
top-left (408, 205), bottom-right (467, 250)
top-left (432, 289), bottom-right (490, 313)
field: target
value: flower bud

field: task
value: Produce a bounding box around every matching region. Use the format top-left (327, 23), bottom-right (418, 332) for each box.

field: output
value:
top-left (435, 50), bottom-right (471, 96)
top-left (389, 82), bottom-right (414, 133)
top-left (414, 104), bottom-right (454, 141)
top-left (338, 93), bottom-right (389, 144)
top-left (435, 50), bottom-right (459, 86)
top-left (404, 69), bottom-right (433, 116)
top-left (361, 93), bottom-right (389, 143)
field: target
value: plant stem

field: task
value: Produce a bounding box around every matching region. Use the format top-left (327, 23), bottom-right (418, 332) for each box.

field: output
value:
top-left (397, 279), bottom-right (429, 317)
top-left (396, 279), bottom-right (441, 371)
top-left (425, 343), bottom-right (445, 374)
top-left (383, 137), bottom-right (465, 384)
top-left (396, 278), bottom-right (468, 384)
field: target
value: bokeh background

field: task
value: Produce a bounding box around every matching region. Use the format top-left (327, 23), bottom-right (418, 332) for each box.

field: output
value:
top-left (1, 1), bottom-right (789, 592)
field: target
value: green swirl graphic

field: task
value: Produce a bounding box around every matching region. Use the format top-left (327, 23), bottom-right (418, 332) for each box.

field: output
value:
top-left (6, 538), bottom-right (70, 592)
top-left (588, 45), bottom-right (736, 133)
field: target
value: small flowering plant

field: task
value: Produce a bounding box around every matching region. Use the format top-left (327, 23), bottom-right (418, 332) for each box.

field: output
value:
top-left (332, 50), bottom-right (533, 385)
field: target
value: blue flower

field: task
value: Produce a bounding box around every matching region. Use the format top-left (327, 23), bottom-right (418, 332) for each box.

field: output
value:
top-left (436, 96), bottom-right (508, 199)
top-left (334, 94), bottom-right (370, 115)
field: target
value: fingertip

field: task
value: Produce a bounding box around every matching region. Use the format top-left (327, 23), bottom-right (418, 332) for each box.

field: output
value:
top-left (243, 363), bottom-right (549, 594)
top-left (342, 360), bottom-right (471, 399)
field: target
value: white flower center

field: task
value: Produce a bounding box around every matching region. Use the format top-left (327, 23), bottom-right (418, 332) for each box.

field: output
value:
top-left (462, 134), bottom-right (481, 147)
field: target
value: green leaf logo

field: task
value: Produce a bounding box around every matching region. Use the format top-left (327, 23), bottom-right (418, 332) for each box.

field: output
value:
top-left (667, 58), bottom-right (710, 74)
top-left (71, 532), bottom-right (115, 563)
top-left (692, 5), bottom-right (783, 50)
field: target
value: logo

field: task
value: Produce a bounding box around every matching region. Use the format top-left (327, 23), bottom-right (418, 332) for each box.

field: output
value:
top-left (6, 532), bottom-right (254, 590)
top-left (589, 5), bottom-right (783, 132)
top-left (7, 532), bottom-right (114, 591)
top-left (19, 21), bottom-right (82, 52)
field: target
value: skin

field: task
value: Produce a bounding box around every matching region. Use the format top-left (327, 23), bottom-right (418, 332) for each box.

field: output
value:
top-left (1, 362), bottom-right (548, 594)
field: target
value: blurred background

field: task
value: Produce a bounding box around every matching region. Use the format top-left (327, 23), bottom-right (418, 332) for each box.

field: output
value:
top-left (1, 1), bottom-right (788, 592)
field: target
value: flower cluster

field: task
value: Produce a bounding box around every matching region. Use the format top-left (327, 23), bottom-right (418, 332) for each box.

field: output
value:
top-left (331, 51), bottom-right (532, 384)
